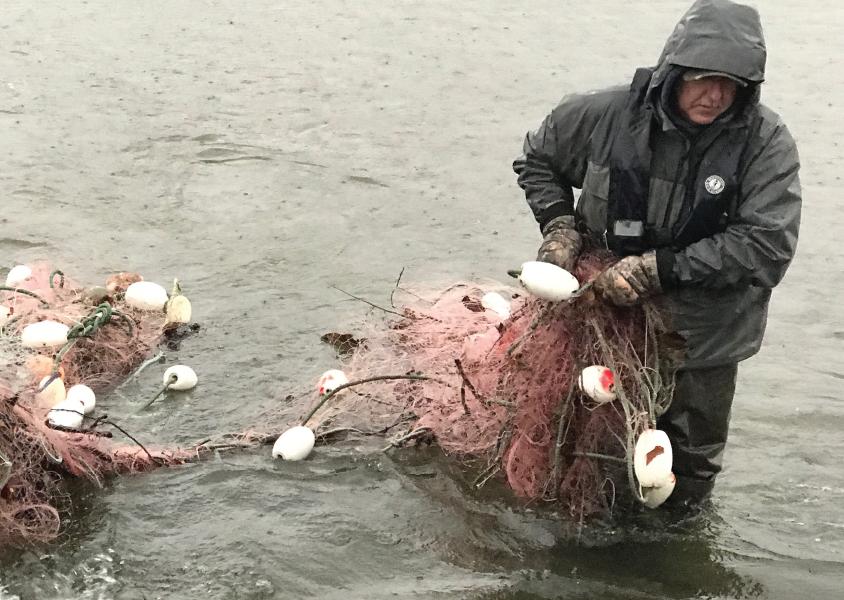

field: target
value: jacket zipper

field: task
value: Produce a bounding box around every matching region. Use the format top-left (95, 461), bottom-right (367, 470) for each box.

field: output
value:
top-left (662, 138), bottom-right (690, 230)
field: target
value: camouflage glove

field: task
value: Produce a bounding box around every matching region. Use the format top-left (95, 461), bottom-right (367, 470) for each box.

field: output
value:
top-left (594, 251), bottom-right (662, 307)
top-left (537, 216), bottom-right (583, 271)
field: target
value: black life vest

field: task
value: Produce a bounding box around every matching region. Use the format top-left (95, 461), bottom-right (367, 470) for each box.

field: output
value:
top-left (604, 68), bottom-right (760, 256)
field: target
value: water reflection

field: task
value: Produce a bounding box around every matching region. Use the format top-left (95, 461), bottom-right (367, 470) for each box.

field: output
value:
top-left (392, 448), bottom-right (765, 599)
top-left (541, 520), bottom-right (765, 599)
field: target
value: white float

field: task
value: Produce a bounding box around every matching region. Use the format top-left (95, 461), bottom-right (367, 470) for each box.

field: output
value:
top-left (165, 278), bottom-right (192, 325)
top-left (642, 473), bottom-right (676, 508)
top-left (634, 429), bottom-right (673, 488)
top-left (578, 365), bottom-right (617, 403)
top-left (125, 281), bottom-right (168, 311)
top-left (163, 365), bottom-right (198, 391)
top-left (38, 376), bottom-right (66, 406)
top-left (21, 320), bottom-right (69, 349)
top-left (510, 261), bottom-right (580, 302)
top-left (480, 292), bottom-right (511, 319)
top-left (272, 426), bottom-right (316, 461)
top-left (48, 398), bottom-right (85, 429)
top-left (67, 384), bottom-right (96, 415)
top-left (165, 294), bottom-right (192, 324)
top-left (5, 265), bottom-right (32, 288)
top-left (317, 369), bottom-right (348, 396)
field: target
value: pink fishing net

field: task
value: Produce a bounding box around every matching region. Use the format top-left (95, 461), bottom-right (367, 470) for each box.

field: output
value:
top-left (0, 264), bottom-right (198, 546)
top-left (1, 254), bottom-right (679, 546)
top-left (308, 251), bottom-right (679, 520)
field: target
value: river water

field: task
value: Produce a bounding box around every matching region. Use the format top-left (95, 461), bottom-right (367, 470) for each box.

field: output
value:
top-left (1, 0), bottom-right (841, 598)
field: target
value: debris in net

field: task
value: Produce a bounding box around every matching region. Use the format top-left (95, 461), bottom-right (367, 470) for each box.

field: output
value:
top-left (0, 262), bottom-right (200, 546)
top-left (0, 252), bottom-right (684, 546)
top-left (301, 249), bottom-right (682, 521)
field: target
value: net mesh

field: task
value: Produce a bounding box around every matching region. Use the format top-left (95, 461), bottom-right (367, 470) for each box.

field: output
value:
top-left (305, 251), bottom-right (680, 520)
top-left (1, 264), bottom-right (198, 546)
top-left (1, 254), bottom-right (680, 546)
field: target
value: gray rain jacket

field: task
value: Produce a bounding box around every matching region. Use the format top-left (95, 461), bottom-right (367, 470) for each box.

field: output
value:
top-left (514, 0), bottom-right (801, 368)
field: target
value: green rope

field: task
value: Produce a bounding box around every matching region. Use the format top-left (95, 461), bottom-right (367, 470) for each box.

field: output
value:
top-left (66, 302), bottom-right (132, 340)
top-left (0, 286), bottom-right (49, 305)
top-left (39, 302), bottom-right (135, 391)
top-left (49, 270), bottom-right (65, 289)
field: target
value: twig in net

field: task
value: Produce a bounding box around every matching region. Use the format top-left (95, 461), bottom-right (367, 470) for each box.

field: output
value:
top-left (474, 465), bottom-right (501, 489)
top-left (331, 285), bottom-right (405, 317)
top-left (102, 418), bottom-right (159, 465)
top-left (390, 267), bottom-right (406, 308)
top-left (316, 427), bottom-right (376, 440)
top-left (459, 385), bottom-right (470, 415)
top-left (45, 423), bottom-right (113, 438)
top-left (548, 360), bottom-right (582, 499)
top-left (588, 317), bottom-right (646, 503)
top-left (454, 358), bottom-right (482, 401)
top-left (42, 409), bottom-right (157, 464)
top-left (573, 452), bottom-right (627, 465)
top-left (382, 427), bottom-right (432, 452)
top-left (300, 374), bottom-right (449, 427)
top-left (473, 426), bottom-right (514, 489)
top-left (506, 301), bottom-right (556, 356)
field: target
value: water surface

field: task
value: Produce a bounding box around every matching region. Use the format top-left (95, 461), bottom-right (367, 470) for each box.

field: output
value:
top-left (1, 1), bottom-right (841, 598)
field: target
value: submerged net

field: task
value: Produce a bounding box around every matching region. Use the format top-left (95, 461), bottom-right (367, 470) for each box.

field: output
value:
top-left (306, 250), bottom-right (680, 520)
top-left (0, 264), bottom-right (199, 546)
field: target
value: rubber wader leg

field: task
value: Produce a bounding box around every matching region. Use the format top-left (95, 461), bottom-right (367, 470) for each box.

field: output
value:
top-left (657, 363), bottom-right (739, 508)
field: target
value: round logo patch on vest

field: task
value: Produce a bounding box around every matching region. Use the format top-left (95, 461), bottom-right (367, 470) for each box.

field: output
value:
top-left (704, 175), bottom-right (726, 195)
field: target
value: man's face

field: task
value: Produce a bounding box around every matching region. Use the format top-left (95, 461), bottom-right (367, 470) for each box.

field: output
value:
top-left (676, 76), bottom-right (738, 125)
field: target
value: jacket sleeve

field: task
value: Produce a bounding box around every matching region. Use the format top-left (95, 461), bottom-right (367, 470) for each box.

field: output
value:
top-left (663, 118), bottom-right (801, 289)
top-left (513, 91), bottom-right (618, 230)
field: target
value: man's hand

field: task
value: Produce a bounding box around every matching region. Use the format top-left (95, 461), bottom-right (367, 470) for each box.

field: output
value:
top-left (537, 216), bottom-right (582, 271)
top-left (594, 251), bottom-right (662, 307)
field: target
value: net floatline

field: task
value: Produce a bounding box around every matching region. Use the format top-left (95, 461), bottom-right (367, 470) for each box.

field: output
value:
top-left (0, 256), bottom-right (677, 544)
top-left (311, 251), bottom-right (678, 519)
top-left (0, 264), bottom-right (198, 547)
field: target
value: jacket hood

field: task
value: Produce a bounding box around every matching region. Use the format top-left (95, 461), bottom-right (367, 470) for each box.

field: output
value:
top-left (651, 0), bottom-right (766, 93)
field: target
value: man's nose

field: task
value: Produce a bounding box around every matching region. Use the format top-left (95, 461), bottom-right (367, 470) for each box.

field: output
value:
top-left (706, 82), bottom-right (725, 103)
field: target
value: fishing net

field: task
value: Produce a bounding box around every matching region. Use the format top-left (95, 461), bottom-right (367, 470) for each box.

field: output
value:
top-left (0, 264), bottom-right (199, 546)
top-left (1, 252), bottom-right (681, 546)
top-left (304, 250), bottom-right (682, 521)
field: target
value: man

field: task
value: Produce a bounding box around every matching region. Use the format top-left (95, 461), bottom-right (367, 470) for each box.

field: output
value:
top-left (513, 0), bottom-right (801, 507)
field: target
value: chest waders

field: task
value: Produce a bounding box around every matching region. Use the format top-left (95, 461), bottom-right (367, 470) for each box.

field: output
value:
top-left (587, 71), bottom-right (764, 508)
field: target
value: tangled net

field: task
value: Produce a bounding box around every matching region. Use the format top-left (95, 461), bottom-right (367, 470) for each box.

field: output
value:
top-left (1, 253), bottom-right (682, 546)
top-left (306, 251), bottom-right (682, 521)
top-left (0, 264), bottom-right (199, 546)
